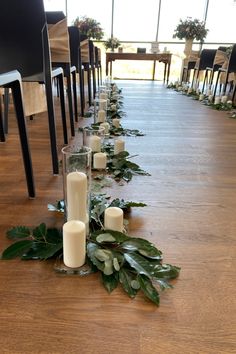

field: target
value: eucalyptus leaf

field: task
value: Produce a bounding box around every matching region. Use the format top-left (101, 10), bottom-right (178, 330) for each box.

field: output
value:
top-left (138, 274), bottom-right (160, 306)
top-left (6, 226), bottom-right (31, 240)
top-left (1, 240), bottom-right (34, 260)
top-left (91, 230), bottom-right (130, 243)
top-left (86, 242), bottom-right (105, 272)
top-left (96, 233), bottom-right (116, 243)
top-left (119, 268), bottom-right (138, 298)
top-left (102, 273), bottom-right (119, 293)
top-left (94, 249), bottom-right (112, 262)
top-left (104, 259), bottom-right (113, 275)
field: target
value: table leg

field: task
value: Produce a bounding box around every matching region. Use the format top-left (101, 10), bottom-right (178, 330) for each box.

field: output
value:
top-left (152, 60), bottom-right (156, 80)
top-left (106, 59), bottom-right (108, 76)
top-left (109, 61), bottom-right (112, 78)
top-left (164, 63), bottom-right (167, 83)
top-left (167, 62), bottom-right (171, 85)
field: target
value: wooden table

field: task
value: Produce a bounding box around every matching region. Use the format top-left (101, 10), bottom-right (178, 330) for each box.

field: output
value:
top-left (106, 52), bottom-right (172, 83)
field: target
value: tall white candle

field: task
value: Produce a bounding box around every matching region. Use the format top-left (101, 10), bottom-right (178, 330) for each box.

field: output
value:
top-left (100, 122), bottom-right (110, 134)
top-left (114, 139), bottom-right (125, 155)
top-left (99, 99), bottom-right (107, 111)
top-left (93, 152), bottom-right (107, 169)
top-left (207, 89), bottom-right (212, 96)
top-left (208, 95), bottom-right (213, 102)
top-left (89, 135), bottom-right (101, 152)
top-left (104, 207), bottom-right (124, 232)
top-left (112, 118), bottom-right (120, 128)
top-left (63, 220), bottom-right (86, 268)
top-left (199, 94), bottom-right (204, 101)
top-left (67, 172), bottom-right (87, 222)
top-left (110, 104), bottom-right (116, 111)
top-left (214, 96), bottom-right (221, 104)
top-left (97, 109), bottom-right (106, 123)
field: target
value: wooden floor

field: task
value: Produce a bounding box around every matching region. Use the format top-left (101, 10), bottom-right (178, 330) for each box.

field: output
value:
top-left (0, 81), bottom-right (236, 354)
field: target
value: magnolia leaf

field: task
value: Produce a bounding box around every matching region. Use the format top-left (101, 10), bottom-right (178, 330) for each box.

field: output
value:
top-left (119, 268), bottom-right (138, 298)
top-left (32, 223), bottom-right (47, 240)
top-left (153, 264), bottom-right (181, 280)
top-left (1, 240), bottom-right (34, 260)
top-left (138, 274), bottom-right (160, 306)
top-left (155, 279), bottom-right (173, 291)
top-left (22, 242), bottom-right (62, 260)
top-left (124, 252), bottom-right (155, 279)
top-left (122, 239), bottom-right (162, 259)
top-left (104, 259), bottom-right (113, 275)
top-left (102, 273), bottom-right (119, 293)
top-left (91, 230), bottom-right (130, 243)
top-left (6, 226), bottom-right (31, 240)
top-left (96, 233), bottom-right (116, 243)
top-left (86, 242), bottom-right (105, 272)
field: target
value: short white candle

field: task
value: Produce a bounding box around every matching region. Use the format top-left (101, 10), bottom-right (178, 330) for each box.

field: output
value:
top-left (99, 99), bottom-right (107, 111)
top-left (214, 96), bottom-right (221, 104)
top-left (67, 172), bottom-right (87, 222)
top-left (110, 104), bottom-right (116, 111)
top-left (97, 109), bottom-right (106, 123)
top-left (221, 95), bottom-right (228, 104)
top-left (89, 135), bottom-right (101, 152)
top-left (99, 92), bottom-right (108, 100)
top-left (63, 220), bottom-right (86, 268)
top-left (199, 94), bottom-right (204, 101)
top-left (104, 207), bottom-right (124, 232)
top-left (100, 122), bottom-right (110, 134)
top-left (112, 118), bottom-right (120, 128)
top-left (208, 95), bottom-right (213, 102)
top-left (187, 87), bottom-right (192, 94)
top-left (114, 139), bottom-right (125, 155)
top-left (196, 88), bottom-right (200, 95)
top-left (93, 152), bottom-right (107, 169)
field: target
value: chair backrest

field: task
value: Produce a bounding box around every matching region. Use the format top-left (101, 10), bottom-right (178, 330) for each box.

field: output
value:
top-left (199, 49), bottom-right (217, 70)
top-left (0, 0), bottom-right (48, 78)
top-left (68, 26), bottom-right (81, 69)
top-left (228, 44), bottom-right (236, 73)
top-left (45, 11), bottom-right (65, 24)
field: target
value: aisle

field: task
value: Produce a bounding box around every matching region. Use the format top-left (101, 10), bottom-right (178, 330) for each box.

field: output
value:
top-left (0, 80), bottom-right (235, 354)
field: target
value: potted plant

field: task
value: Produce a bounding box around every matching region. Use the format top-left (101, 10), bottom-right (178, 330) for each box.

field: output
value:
top-left (73, 16), bottom-right (104, 40)
top-left (173, 17), bottom-right (208, 56)
top-left (104, 37), bottom-right (121, 52)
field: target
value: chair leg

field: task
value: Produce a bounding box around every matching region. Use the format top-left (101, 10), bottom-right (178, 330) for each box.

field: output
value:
top-left (202, 70), bottom-right (208, 93)
top-left (79, 68), bottom-right (84, 117)
top-left (65, 73), bottom-right (75, 137)
top-left (71, 70), bottom-right (78, 122)
top-left (0, 95), bottom-right (6, 142)
top-left (44, 76), bottom-right (59, 175)
top-left (87, 68), bottom-right (92, 106)
top-left (57, 73), bottom-right (68, 145)
top-left (11, 80), bottom-right (35, 198)
top-left (213, 71), bottom-right (220, 100)
top-left (3, 88), bottom-right (9, 134)
top-left (100, 66), bottom-right (102, 85)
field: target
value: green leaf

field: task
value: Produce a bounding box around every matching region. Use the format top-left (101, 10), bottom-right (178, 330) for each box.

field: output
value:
top-left (46, 228), bottom-right (63, 244)
top-left (90, 230), bottom-right (130, 244)
top-left (32, 223), bottom-right (47, 240)
top-left (124, 252), bottom-right (155, 279)
top-left (155, 279), bottom-right (173, 290)
top-left (102, 273), bottom-right (119, 293)
top-left (6, 226), bottom-right (31, 240)
top-left (22, 242), bottom-right (62, 260)
top-left (153, 264), bottom-right (181, 280)
top-left (122, 238), bottom-right (162, 259)
top-left (86, 242), bottom-right (105, 272)
top-left (119, 268), bottom-right (138, 298)
top-left (96, 233), bottom-right (116, 243)
top-left (94, 249), bottom-right (112, 261)
top-left (1, 240), bottom-right (34, 259)
top-left (138, 274), bottom-right (160, 306)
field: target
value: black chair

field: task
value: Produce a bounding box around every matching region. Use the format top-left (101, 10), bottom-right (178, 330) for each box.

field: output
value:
top-left (0, 0), bottom-right (68, 175)
top-left (203, 46), bottom-right (227, 94)
top-left (95, 46), bottom-right (102, 87)
top-left (0, 71), bottom-right (35, 198)
top-left (181, 60), bottom-right (198, 84)
top-left (68, 26), bottom-right (85, 117)
top-left (80, 35), bottom-right (95, 106)
top-left (191, 49), bottom-right (217, 90)
top-left (46, 11), bottom-right (77, 131)
top-left (213, 44), bottom-right (236, 100)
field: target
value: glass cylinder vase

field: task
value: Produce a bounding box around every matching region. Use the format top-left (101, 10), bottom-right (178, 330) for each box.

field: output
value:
top-left (61, 145), bottom-right (91, 235)
top-left (94, 98), bottom-right (107, 123)
top-left (83, 126), bottom-right (105, 152)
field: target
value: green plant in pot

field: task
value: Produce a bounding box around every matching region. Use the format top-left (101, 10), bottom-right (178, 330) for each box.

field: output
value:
top-left (73, 16), bottom-right (104, 40)
top-left (173, 17), bottom-right (208, 56)
top-left (104, 37), bottom-right (121, 52)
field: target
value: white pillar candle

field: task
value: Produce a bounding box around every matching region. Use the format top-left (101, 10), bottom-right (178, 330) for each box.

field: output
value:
top-left (112, 118), bottom-right (120, 128)
top-left (99, 92), bottom-right (108, 100)
top-left (199, 94), bottom-right (204, 101)
top-left (63, 220), bottom-right (86, 268)
top-left (214, 96), bottom-right (221, 104)
top-left (67, 172), bottom-right (87, 222)
top-left (208, 95), bottom-right (213, 102)
top-left (221, 95), bottom-right (228, 104)
top-left (110, 104), bottom-right (116, 111)
top-left (99, 99), bottom-right (107, 110)
top-left (114, 139), bottom-right (125, 155)
top-left (187, 87), bottom-right (192, 94)
top-left (89, 135), bottom-right (101, 152)
top-left (97, 109), bottom-right (106, 123)
top-left (104, 207), bottom-right (123, 232)
top-left (196, 88), bottom-right (200, 95)
top-left (100, 122), bottom-right (110, 134)
top-left (207, 89), bottom-right (212, 96)
top-left (93, 152), bottom-right (107, 169)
